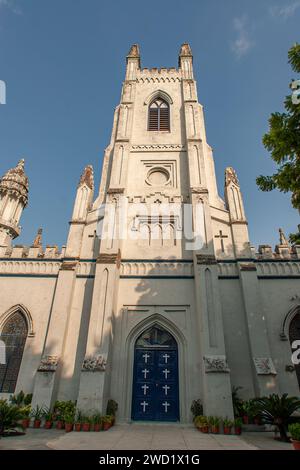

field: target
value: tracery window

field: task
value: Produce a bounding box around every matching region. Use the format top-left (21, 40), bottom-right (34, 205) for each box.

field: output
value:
top-left (148, 98), bottom-right (170, 131)
top-left (0, 312), bottom-right (28, 393)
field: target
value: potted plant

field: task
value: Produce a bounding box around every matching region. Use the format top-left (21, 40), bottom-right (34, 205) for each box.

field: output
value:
top-left (20, 405), bottom-right (31, 429)
top-left (53, 401), bottom-right (65, 429)
top-left (0, 399), bottom-right (24, 436)
top-left (106, 399), bottom-right (118, 425)
top-left (64, 412), bottom-right (75, 433)
top-left (92, 413), bottom-right (103, 432)
top-left (43, 407), bottom-right (53, 429)
top-left (241, 401), bottom-right (251, 424)
top-left (194, 415), bottom-right (209, 433)
top-left (223, 418), bottom-right (233, 435)
top-left (102, 415), bottom-right (113, 431)
top-left (74, 410), bottom-right (83, 432)
top-left (289, 423), bottom-right (300, 450)
top-left (30, 405), bottom-right (44, 429)
top-left (208, 416), bottom-right (220, 434)
top-left (234, 417), bottom-right (242, 435)
top-left (255, 394), bottom-right (300, 442)
top-left (82, 416), bottom-right (91, 432)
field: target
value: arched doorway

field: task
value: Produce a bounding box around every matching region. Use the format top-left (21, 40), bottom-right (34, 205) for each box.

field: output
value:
top-left (131, 324), bottom-right (179, 421)
top-left (0, 311), bottom-right (28, 393)
top-left (289, 312), bottom-right (300, 389)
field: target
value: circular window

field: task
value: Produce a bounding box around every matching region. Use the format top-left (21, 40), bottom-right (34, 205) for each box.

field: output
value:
top-left (146, 167), bottom-right (170, 186)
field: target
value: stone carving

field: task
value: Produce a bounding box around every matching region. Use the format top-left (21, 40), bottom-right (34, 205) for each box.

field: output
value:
top-left (33, 228), bottom-right (42, 247)
top-left (97, 253), bottom-right (119, 264)
top-left (179, 43), bottom-right (192, 56)
top-left (60, 260), bottom-right (77, 271)
top-left (0, 159), bottom-right (29, 206)
top-left (196, 254), bottom-right (217, 265)
top-left (127, 44), bottom-right (140, 57)
top-left (203, 355), bottom-right (230, 373)
top-left (253, 357), bottom-right (277, 375)
top-left (79, 165), bottom-right (94, 190)
top-left (279, 228), bottom-right (289, 246)
top-left (239, 263), bottom-right (256, 272)
top-left (225, 167), bottom-right (239, 187)
top-left (82, 355), bottom-right (107, 372)
top-left (38, 355), bottom-right (58, 372)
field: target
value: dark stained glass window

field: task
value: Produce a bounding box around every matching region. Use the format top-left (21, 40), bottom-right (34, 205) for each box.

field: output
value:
top-left (289, 312), bottom-right (300, 390)
top-left (136, 325), bottom-right (176, 348)
top-left (0, 312), bottom-right (28, 393)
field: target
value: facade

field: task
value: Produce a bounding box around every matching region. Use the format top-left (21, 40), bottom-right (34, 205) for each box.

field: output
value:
top-left (0, 44), bottom-right (300, 423)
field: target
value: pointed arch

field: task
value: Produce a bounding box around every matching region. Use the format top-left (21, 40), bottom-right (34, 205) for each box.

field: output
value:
top-left (144, 89), bottom-right (173, 106)
top-left (0, 304), bottom-right (34, 337)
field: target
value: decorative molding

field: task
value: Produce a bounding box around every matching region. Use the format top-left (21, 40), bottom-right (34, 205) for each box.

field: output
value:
top-left (120, 261), bottom-right (193, 277)
top-left (60, 261), bottom-right (77, 271)
top-left (107, 187), bottom-right (125, 194)
top-left (239, 263), bottom-right (256, 272)
top-left (97, 253), bottom-right (119, 264)
top-left (38, 355), bottom-right (58, 372)
top-left (131, 144), bottom-right (185, 152)
top-left (203, 355), bottom-right (230, 373)
top-left (253, 357), bottom-right (277, 375)
top-left (196, 254), bottom-right (217, 265)
top-left (190, 187), bottom-right (208, 194)
top-left (82, 355), bottom-right (107, 372)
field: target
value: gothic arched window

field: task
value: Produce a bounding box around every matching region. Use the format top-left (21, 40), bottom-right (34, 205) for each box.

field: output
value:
top-left (289, 312), bottom-right (300, 389)
top-left (0, 311), bottom-right (28, 393)
top-left (148, 98), bottom-right (170, 131)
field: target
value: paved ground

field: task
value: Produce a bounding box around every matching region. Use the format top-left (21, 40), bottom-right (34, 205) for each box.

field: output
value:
top-left (0, 424), bottom-right (294, 450)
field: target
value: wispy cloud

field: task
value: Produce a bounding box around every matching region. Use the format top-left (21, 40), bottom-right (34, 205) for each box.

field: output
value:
top-left (231, 16), bottom-right (254, 59)
top-left (270, 1), bottom-right (300, 20)
top-left (0, 0), bottom-right (21, 15)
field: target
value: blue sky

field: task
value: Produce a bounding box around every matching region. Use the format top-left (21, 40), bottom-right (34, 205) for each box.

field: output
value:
top-left (0, 0), bottom-right (299, 249)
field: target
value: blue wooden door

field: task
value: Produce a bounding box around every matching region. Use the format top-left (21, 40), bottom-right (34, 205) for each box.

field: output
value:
top-left (132, 344), bottom-right (179, 421)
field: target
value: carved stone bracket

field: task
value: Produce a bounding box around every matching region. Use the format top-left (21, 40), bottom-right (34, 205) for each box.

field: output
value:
top-left (239, 263), bottom-right (256, 272)
top-left (82, 355), bottom-right (107, 372)
top-left (60, 261), bottom-right (77, 271)
top-left (107, 188), bottom-right (125, 194)
top-left (197, 254), bottom-right (217, 265)
top-left (203, 355), bottom-right (230, 373)
top-left (253, 357), bottom-right (277, 375)
top-left (97, 252), bottom-right (120, 264)
top-left (38, 355), bottom-right (59, 372)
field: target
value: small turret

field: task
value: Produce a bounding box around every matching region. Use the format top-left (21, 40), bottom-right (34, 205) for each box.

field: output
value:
top-left (125, 44), bottom-right (141, 81)
top-left (0, 159), bottom-right (29, 247)
top-left (179, 43), bottom-right (193, 79)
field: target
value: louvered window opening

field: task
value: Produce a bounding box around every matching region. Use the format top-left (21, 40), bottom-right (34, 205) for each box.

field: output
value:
top-left (148, 99), bottom-right (170, 131)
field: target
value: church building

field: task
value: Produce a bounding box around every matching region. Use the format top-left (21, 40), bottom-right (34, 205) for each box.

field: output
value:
top-left (0, 44), bottom-right (299, 423)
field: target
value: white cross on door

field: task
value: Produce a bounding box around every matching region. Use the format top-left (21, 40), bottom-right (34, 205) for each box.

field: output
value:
top-left (162, 401), bottom-right (170, 413)
top-left (162, 353), bottom-right (170, 364)
top-left (142, 368), bottom-right (149, 379)
top-left (140, 401), bottom-right (148, 413)
top-left (162, 368), bottom-right (170, 379)
top-left (141, 384), bottom-right (149, 395)
top-left (142, 353), bottom-right (150, 363)
top-left (162, 384), bottom-right (170, 396)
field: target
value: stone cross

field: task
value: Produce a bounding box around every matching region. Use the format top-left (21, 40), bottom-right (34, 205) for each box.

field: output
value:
top-left (142, 353), bottom-right (150, 363)
top-left (162, 368), bottom-right (170, 379)
top-left (142, 368), bottom-right (149, 379)
top-left (141, 384), bottom-right (149, 395)
top-left (163, 384), bottom-right (170, 396)
top-left (214, 230), bottom-right (228, 253)
top-left (162, 353), bottom-right (170, 363)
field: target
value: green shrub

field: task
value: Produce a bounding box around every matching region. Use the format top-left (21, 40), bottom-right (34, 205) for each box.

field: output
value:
top-left (0, 399), bottom-right (24, 435)
top-left (106, 399), bottom-right (118, 416)
top-left (191, 399), bottom-right (203, 420)
top-left (289, 423), bottom-right (300, 441)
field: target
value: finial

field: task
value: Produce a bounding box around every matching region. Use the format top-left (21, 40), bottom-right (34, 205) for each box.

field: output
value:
top-left (179, 43), bottom-right (193, 57)
top-left (33, 228), bottom-right (42, 247)
top-left (127, 44), bottom-right (140, 58)
top-left (279, 228), bottom-right (289, 246)
top-left (79, 165), bottom-right (94, 190)
top-left (225, 167), bottom-right (239, 187)
top-left (17, 159), bottom-right (25, 170)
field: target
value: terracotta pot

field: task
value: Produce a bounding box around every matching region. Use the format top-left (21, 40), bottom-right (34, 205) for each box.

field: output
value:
top-left (65, 423), bottom-right (73, 433)
top-left (242, 415), bottom-right (249, 425)
top-left (235, 427), bottom-right (242, 435)
top-left (74, 423), bottom-right (81, 432)
top-left (103, 422), bottom-right (111, 431)
top-left (22, 418), bottom-right (30, 429)
top-left (223, 427), bottom-right (231, 435)
top-left (291, 439), bottom-right (300, 450)
top-left (94, 423), bottom-right (101, 432)
top-left (82, 423), bottom-right (90, 432)
top-left (56, 420), bottom-right (65, 430)
top-left (44, 420), bottom-right (53, 429)
top-left (200, 426), bottom-right (209, 433)
top-left (33, 419), bottom-right (41, 429)
top-left (211, 426), bottom-right (219, 434)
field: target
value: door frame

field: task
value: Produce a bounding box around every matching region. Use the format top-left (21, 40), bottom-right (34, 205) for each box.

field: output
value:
top-left (124, 313), bottom-right (188, 423)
